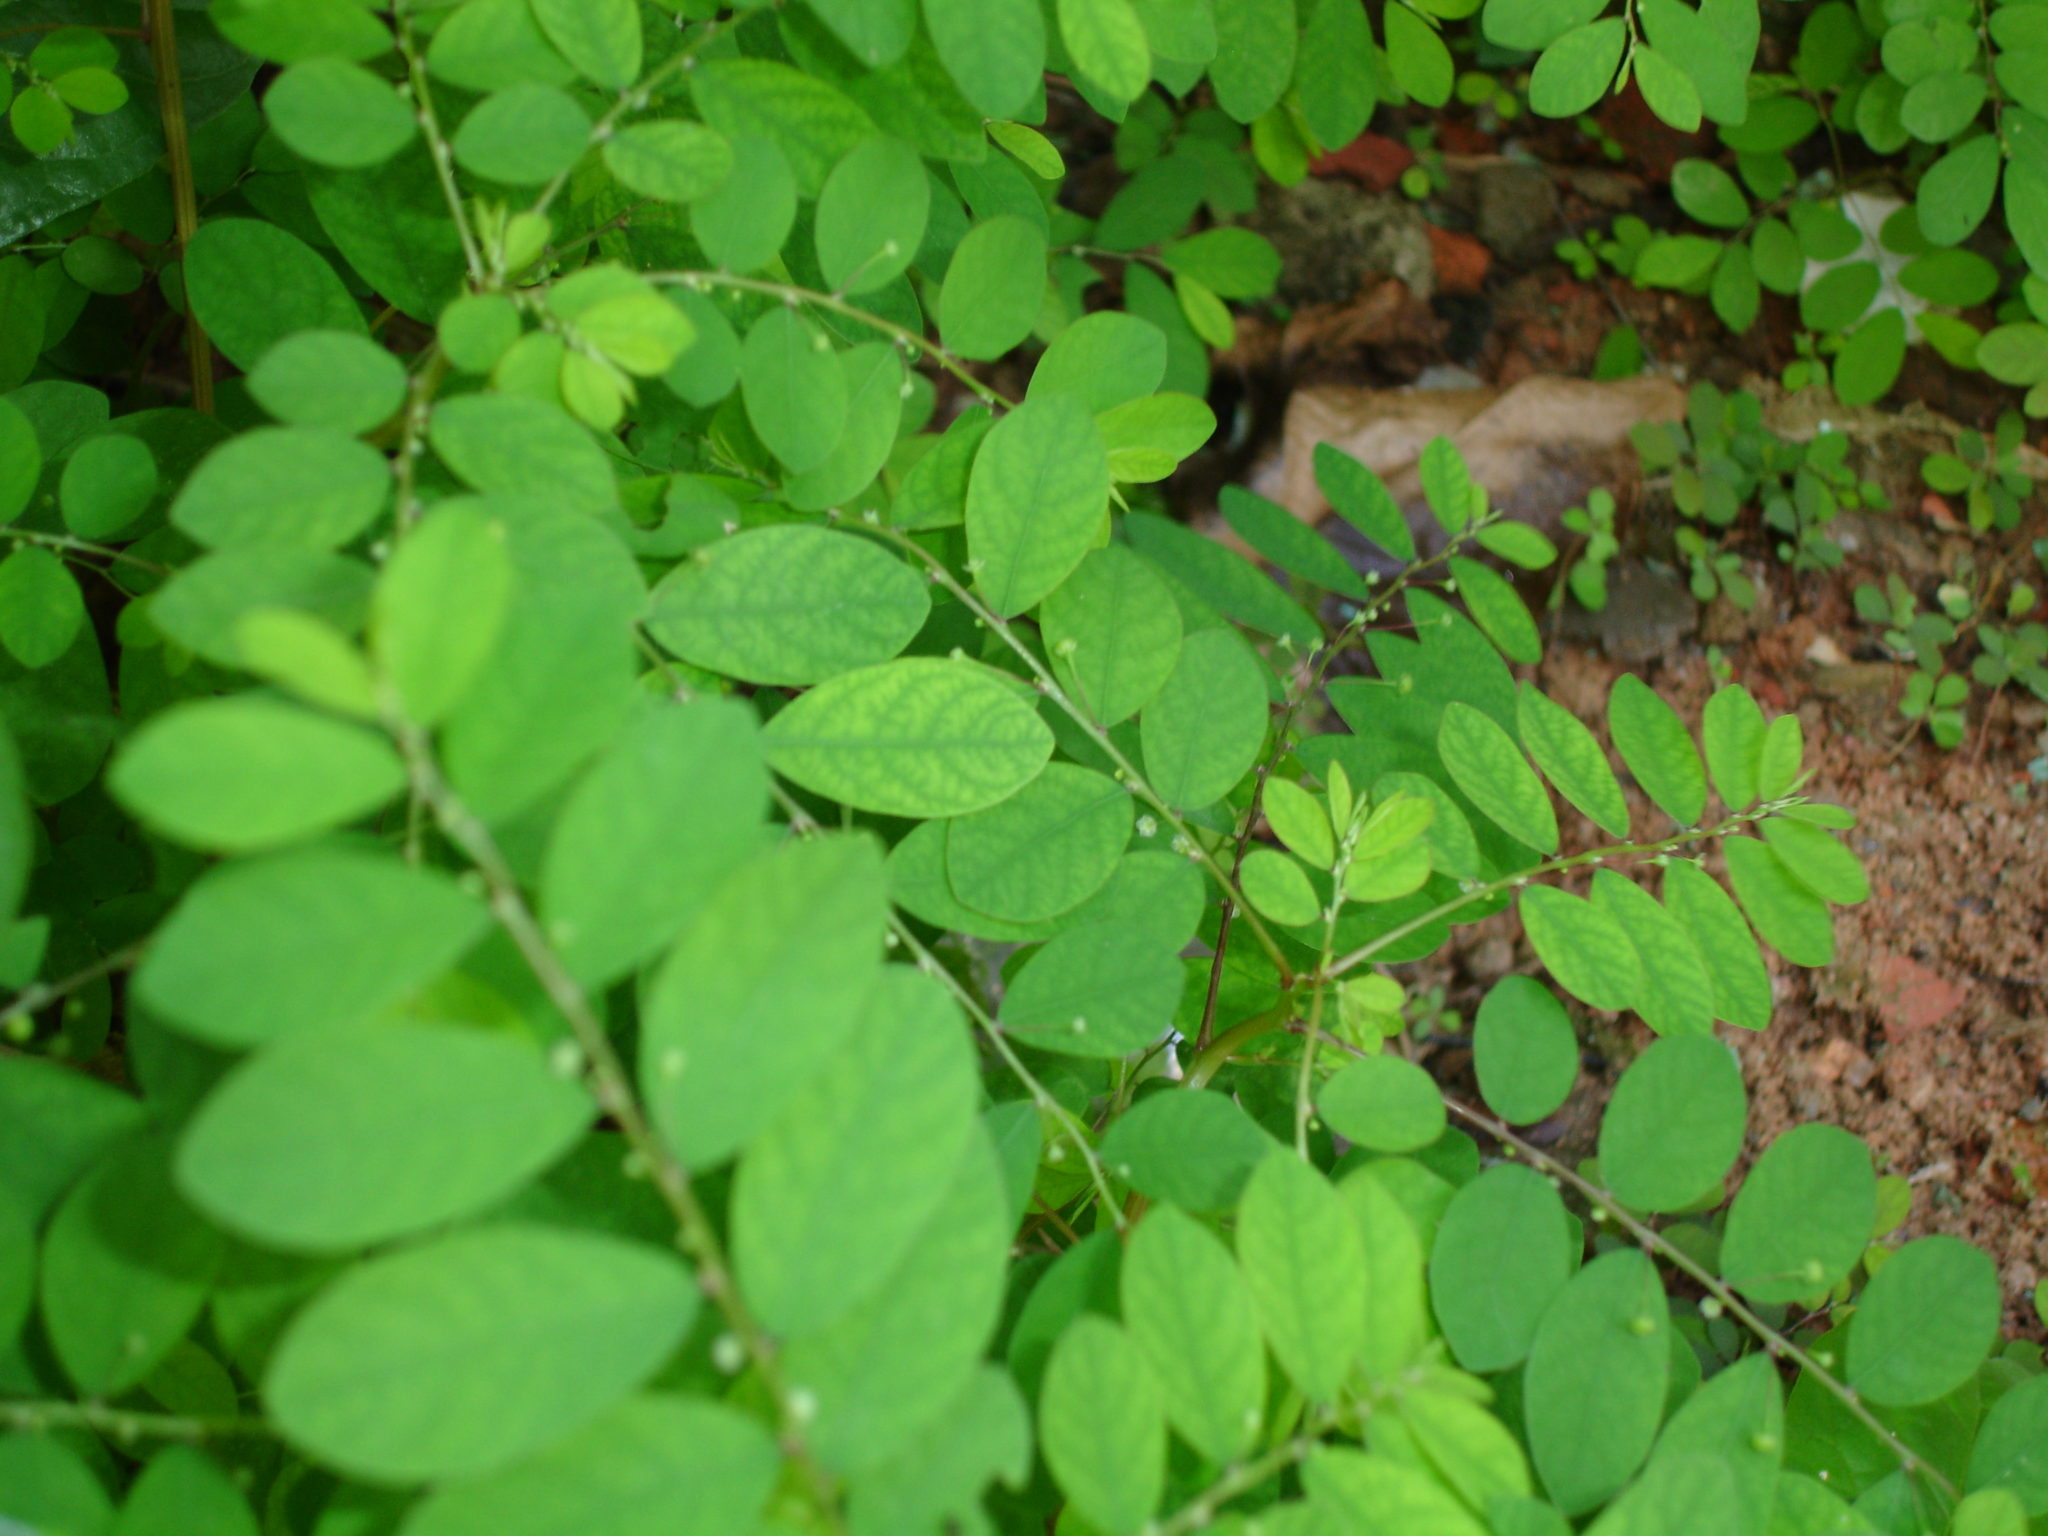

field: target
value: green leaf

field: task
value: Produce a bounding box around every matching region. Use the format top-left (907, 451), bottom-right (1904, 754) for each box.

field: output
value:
top-left (1418, 436), bottom-right (1476, 530)
top-left (1401, 1390), bottom-right (1534, 1509)
top-left (176, 1020), bottom-right (589, 1252)
top-left (1437, 701), bottom-right (1558, 853)
top-left (1222, 485), bottom-right (1372, 599)
top-left (1060, 0), bottom-right (1153, 104)
top-left (1029, 311), bottom-right (1168, 413)
top-left (602, 120), bottom-right (733, 204)
top-left (1140, 627), bottom-right (1269, 809)
top-left (1760, 817), bottom-right (1868, 905)
top-left (1714, 246), bottom-right (1763, 338)
top-left (266, 1223), bottom-right (696, 1482)
top-left (938, 213), bottom-right (1047, 361)
top-left (1524, 1250), bottom-right (1671, 1514)
top-left (1211, 0), bottom-right (1298, 121)
top-left (1608, 674), bottom-right (1706, 826)
top-left (1124, 511), bottom-right (1320, 642)
top-left (947, 763), bottom-right (1131, 922)
top-left (183, 219), bottom-right (365, 371)
top-left (1386, 3), bottom-right (1454, 107)
top-left (134, 845), bottom-right (488, 1049)
top-left (1529, 19), bottom-right (1627, 117)
top-left (1591, 868), bottom-right (1715, 1037)
top-left (734, 966), bottom-right (977, 1334)
top-left (1240, 845), bottom-right (1323, 925)
top-left (765, 657), bottom-right (1053, 817)
top-left (1722, 834), bottom-right (1834, 965)
top-left (1700, 682), bottom-right (1766, 810)
top-left (1486, 0), bottom-right (1608, 52)
top-left (923, 0), bottom-right (1046, 118)
top-left (247, 330), bottom-right (407, 436)
top-left (1967, 1374), bottom-right (2048, 1515)
top-left (450, 83), bottom-right (588, 185)
top-left (641, 833), bottom-right (886, 1165)
top-left (1042, 545), bottom-right (1184, 725)
top-left (1160, 228), bottom-right (1283, 299)
top-left (1635, 44), bottom-right (1703, 131)
top-left (740, 306), bottom-right (850, 475)
top-left (816, 136), bottom-right (929, 293)
top-left (400, 1395), bottom-right (780, 1536)
top-left (1099, 1089), bottom-right (1277, 1213)
top-left (1846, 1235), bottom-right (2001, 1406)
top-left (1306, 1447), bottom-right (1492, 1536)
top-left (265, 58), bottom-right (414, 169)
top-left (371, 501), bottom-right (513, 725)
top-left (964, 393), bottom-right (1111, 616)
top-left (1473, 975), bottom-right (1580, 1126)
top-left (1918, 134), bottom-right (2000, 246)
top-left (1475, 520), bottom-right (1559, 570)
top-left (1516, 683), bottom-right (1630, 839)
top-left (529, 0), bottom-right (638, 88)
top-left (41, 1134), bottom-right (221, 1397)
top-left (1315, 442), bottom-right (1415, 561)
top-left (1662, 859), bottom-right (1773, 1031)
top-left (425, 0), bottom-right (575, 90)
top-left (1319, 1053), bottom-right (1446, 1152)
top-left (1755, 712), bottom-right (1802, 801)
top-left (1100, 392), bottom-right (1216, 482)
top-left (1429, 1163), bottom-right (1574, 1372)
top-left (0, 547), bottom-right (85, 669)
top-left (690, 133), bottom-right (798, 271)
top-left (108, 697), bottom-right (405, 854)
top-left (999, 919), bottom-right (1186, 1056)
top-left (1673, 158), bottom-right (1750, 227)
top-left (808, 0), bottom-right (916, 66)
top-left (1519, 884), bottom-right (1643, 1012)
top-left (1598, 1035), bottom-right (1746, 1211)
top-left (116, 1445), bottom-right (259, 1536)
top-left (539, 699), bottom-right (766, 988)
top-left (1039, 1314), bottom-right (1165, 1536)
top-left (649, 525), bottom-right (928, 686)
top-left (1121, 1204), bottom-right (1266, 1462)
top-left (169, 425), bottom-right (388, 551)
top-left (1720, 1124), bottom-right (1875, 1303)
top-left (690, 59), bottom-right (876, 196)
top-left (782, 342), bottom-right (906, 511)
top-left (1449, 556), bottom-right (1541, 663)
top-left (0, 1437), bottom-right (112, 1536)
top-left (0, 398), bottom-right (40, 521)
top-left (1833, 307), bottom-right (1907, 407)
top-left (1335, 1168), bottom-right (1432, 1377)
top-left (1236, 1150), bottom-right (1369, 1403)
top-left (1264, 776), bottom-right (1335, 869)
top-left (0, 1053), bottom-right (147, 1224)
top-left (1296, 0), bottom-right (1379, 148)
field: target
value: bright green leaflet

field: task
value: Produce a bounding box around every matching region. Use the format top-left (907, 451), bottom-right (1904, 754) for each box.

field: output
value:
top-left (938, 213), bottom-right (1048, 361)
top-left (182, 219), bottom-right (365, 370)
top-left (603, 121), bottom-right (733, 204)
top-left (1518, 885), bottom-right (1642, 1013)
top-left (1437, 701), bottom-right (1559, 853)
top-left (1719, 1124), bottom-right (1875, 1304)
top-left (1222, 485), bottom-right (1373, 599)
top-left (264, 58), bottom-right (415, 170)
top-left (1041, 544), bottom-right (1184, 726)
top-left (428, 395), bottom-right (616, 513)
top-left (265, 1224), bottom-right (697, 1483)
top-left (1472, 975), bottom-right (1580, 1126)
top-left (1760, 818), bottom-right (1870, 907)
top-left (640, 833), bottom-right (886, 1167)
top-left (116, 1445), bottom-right (259, 1536)
top-left (1140, 627), bottom-right (1269, 808)
top-left (108, 697), bottom-right (406, 854)
top-left (1449, 556), bottom-right (1541, 663)
top-left (372, 500), bottom-right (514, 726)
top-left (175, 1021), bottom-right (592, 1253)
top-left (1845, 1235), bottom-right (2002, 1407)
top-left (247, 330), bottom-right (407, 435)
top-left (133, 845), bottom-right (488, 1048)
top-left (1236, 1149), bottom-right (1369, 1403)
top-left (170, 426), bottom-right (390, 551)
top-left (1598, 1036), bottom-right (1748, 1212)
top-left (1099, 1089), bottom-right (1277, 1214)
top-left (1318, 1054), bottom-right (1447, 1152)
top-left (1121, 1204), bottom-right (1267, 1464)
top-left (1029, 311), bottom-right (1168, 412)
top-left (762, 658), bottom-right (1054, 818)
top-left (1515, 683), bottom-right (1630, 838)
top-left (1967, 1375), bottom-right (2048, 1514)
top-left (999, 919), bottom-right (1187, 1057)
top-left (1722, 835), bottom-right (1836, 966)
top-left (1307, 1447), bottom-right (1491, 1536)
top-left (1038, 1314), bottom-right (1166, 1536)
top-left (1662, 859), bottom-right (1773, 1030)
top-left (816, 136), bottom-right (929, 293)
top-left (739, 306), bottom-right (851, 476)
top-left (945, 762), bottom-right (1133, 923)
top-left (965, 393), bottom-right (1112, 618)
top-left (731, 967), bottom-right (978, 1336)
top-left (648, 524), bottom-right (929, 686)
top-left (1701, 683), bottom-right (1768, 811)
top-left (1428, 1164), bottom-right (1574, 1373)
top-left (1524, 1249), bottom-right (1671, 1515)
top-left (1240, 845), bottom-right (1321, 925)
top-left (922, 0), bottom-right (1045, 117)
top-left (1609, 674), bottom-right (1707, 826)
top-left (1590, 868), bottom-right (1716, 1037)
top-left (0, 1054), bottom-right (147, 1223)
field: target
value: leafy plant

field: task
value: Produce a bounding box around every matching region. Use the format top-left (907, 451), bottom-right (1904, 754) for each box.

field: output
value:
top-left (3, 4), bottom-right (2044, 1536)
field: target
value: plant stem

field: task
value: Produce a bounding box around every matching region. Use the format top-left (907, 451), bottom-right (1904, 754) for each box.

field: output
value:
top-left (394, 16), bottom-right (485, 288)
top-left (0, 525), bottom-right (169, 575)
top-left (0, 942), bottom-right (144, 1039)
top-left (0, 1399), bottom-right (272, 1443)
top-left (395, 729), bottom-right (842, 1526)
top-left (141, 0), bottom-right (209, 412)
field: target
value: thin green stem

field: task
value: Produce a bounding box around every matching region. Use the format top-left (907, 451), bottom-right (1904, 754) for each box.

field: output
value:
top-left (394, 16), bottom-right (485, 288)
top-left (0, 942), bottom-right (144, 1040)
top-left (1182, 1004), bottom-right (1294, 1090)
top-left (141, 0), bottom-right (210, 412)
top-left (0, 1399), bottom-right (272, 1443)
top-left (1, 525), bottom-right (168, 575)
top-left (647, 271), bottom-right (1009, 409)
top-left (394, 727), bottom-right (841, 1526)
top-left (1153, 1424), bottom-right (1328, 1536)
